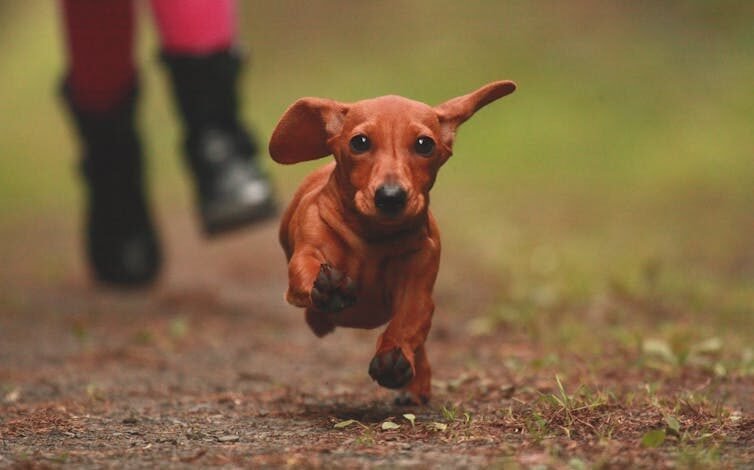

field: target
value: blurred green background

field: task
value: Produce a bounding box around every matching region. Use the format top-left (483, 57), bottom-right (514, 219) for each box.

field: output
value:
top-left (1, 2), bottom-right (752, 347)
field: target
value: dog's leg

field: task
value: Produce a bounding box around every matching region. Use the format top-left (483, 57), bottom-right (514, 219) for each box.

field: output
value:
top-left (369, 303), bottom-right (433, 401)
top-left (407, 344), bottom-right (432, 405)
top-left (394, 344), bottom-right (431, 405)
top-left (285, 248), bottom-right (324, 308)
top-left (368, 247), bottom-right (438, 403)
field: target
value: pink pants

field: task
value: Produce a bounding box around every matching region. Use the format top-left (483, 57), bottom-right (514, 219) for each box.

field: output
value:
top-left (61, 0), bottom-right (238, 112)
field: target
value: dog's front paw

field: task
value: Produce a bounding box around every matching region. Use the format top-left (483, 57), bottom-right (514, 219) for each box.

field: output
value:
top-left (310, 263), bottom-right (356, 313)
top-left (369, 347), bottom-right (414, 390)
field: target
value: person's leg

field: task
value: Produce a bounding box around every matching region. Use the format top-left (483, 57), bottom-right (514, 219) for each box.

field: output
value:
top-left (150, 0), bottom-right (236, 54)
top-left (61, 0), bottom-right (137, 112)
top-left (60, 0), bottom-right (161, 286)
top-left (151, 0), bottom-right (276, 235)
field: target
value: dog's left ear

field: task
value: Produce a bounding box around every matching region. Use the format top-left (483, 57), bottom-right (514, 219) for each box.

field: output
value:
top-left (434, 80), bottom-right (516, 149)
top-left (269, 98), bottom-right (350, 164)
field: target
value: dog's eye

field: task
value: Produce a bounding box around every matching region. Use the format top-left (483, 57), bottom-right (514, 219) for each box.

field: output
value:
top-left (414, 136), bottom-right (435, 156)
top-left (349, 134), bottom-right (371, 153)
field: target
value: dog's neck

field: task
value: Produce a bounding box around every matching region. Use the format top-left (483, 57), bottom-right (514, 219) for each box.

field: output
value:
top-left (319, 175), bottom-right (430, 254)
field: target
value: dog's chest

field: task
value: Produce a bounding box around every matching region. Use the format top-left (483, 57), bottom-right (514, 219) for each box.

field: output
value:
top-left (328, 249), bottom-right (406, 329)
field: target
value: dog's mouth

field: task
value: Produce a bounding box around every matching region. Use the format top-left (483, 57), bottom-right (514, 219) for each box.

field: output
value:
top-left (354, 189), bottom-right (425, 225)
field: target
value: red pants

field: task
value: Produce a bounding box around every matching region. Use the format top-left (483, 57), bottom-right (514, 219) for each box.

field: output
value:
top-left (61, 0), bottom-right (238, 112)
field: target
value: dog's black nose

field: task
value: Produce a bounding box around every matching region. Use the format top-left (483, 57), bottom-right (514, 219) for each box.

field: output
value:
top-left (374, 184), bottom-right (407, 216)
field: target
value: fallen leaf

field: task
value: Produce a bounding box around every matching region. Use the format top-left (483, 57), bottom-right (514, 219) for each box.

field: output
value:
top-left (381, 421), bottom-right (401, 431)
top-left (430, 422), bottom-right (447, 432)
top-left (690, 337), bottom-right (722, 355)
top-left (333, 419), bottom-right (359, 429)
top-left (664, 416), bottom-right (680, 436)
top-left (642, 339), bottom-right (677, 364)
top-left (641, 429), bottom-right (665, 448)
top-left (402, 413), bottom-right (416, 427)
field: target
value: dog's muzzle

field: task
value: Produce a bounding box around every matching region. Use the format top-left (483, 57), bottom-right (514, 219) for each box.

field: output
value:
top-left (374, 183), bottom-right (407, 217)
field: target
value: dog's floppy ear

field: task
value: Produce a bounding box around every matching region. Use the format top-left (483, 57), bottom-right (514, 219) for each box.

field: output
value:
top-left (434, 80), bottom-right (516, 149)
top-left (269, 98), bottom-right (349, 164)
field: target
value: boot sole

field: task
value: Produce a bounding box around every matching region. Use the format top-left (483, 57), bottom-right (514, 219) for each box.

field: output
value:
top-left (201, 198), bottom-right (278, 236)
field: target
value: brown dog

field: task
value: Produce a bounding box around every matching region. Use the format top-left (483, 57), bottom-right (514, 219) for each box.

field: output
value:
top-left (269, 81), bottom-right (516, 404)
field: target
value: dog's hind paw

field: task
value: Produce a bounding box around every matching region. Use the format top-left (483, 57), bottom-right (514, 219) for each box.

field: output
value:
top-left (369, 347), bottom-right (414, 390)
top-left (310, 263), bottom-right (357, 313)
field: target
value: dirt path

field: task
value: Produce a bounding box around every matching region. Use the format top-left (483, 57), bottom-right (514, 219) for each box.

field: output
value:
top-left (0, 211), bottom-right (504, 467)
top-left (1, 211), bottom-right (752, 468)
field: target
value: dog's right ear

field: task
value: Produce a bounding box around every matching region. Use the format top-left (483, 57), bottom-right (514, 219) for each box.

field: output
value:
top-left (269, 98), bottom-right (349, 164)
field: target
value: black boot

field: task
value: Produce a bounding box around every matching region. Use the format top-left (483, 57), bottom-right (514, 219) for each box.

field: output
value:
top-left (61, 82), bottom-right (161, 286)
top-left (161, 49), bottom-right (276, 236)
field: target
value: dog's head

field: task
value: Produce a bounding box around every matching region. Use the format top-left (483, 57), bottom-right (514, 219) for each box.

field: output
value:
top-left (269, 81), bottom-right (516, 227)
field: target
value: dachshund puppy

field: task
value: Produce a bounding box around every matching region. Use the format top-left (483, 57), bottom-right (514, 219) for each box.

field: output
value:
top-left (269, 81), bottom-right (516, 404)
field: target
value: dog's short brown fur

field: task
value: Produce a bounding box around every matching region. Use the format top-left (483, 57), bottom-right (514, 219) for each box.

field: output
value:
top-left (269, 81), bottom-right (516, 404)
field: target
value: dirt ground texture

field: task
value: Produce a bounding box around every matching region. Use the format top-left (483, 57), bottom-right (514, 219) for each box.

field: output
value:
top-left (0, 209), bottom-right (751, 469)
